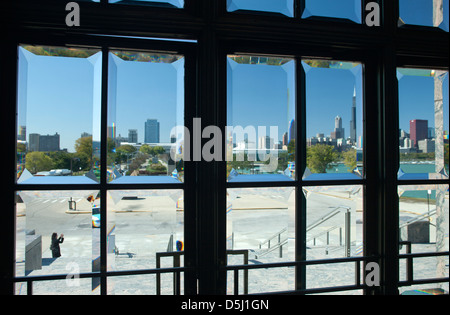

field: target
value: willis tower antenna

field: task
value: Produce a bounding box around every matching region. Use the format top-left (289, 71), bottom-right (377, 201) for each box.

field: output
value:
top-left (350, 86), bottom-right (357, 144)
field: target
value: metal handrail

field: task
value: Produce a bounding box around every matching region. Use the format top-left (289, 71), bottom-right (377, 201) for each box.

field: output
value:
top-left (256, 228), bottom-right (288, 258)
top-left (155, 249), bottom-right (250, 295)
top-left (259, 227), bottom-right (288, 248)
top-left (308, 225), bottom-right (340, 246)
top-left (255, 238), bottom-right (289, 259)
top-left (307, 206), bottom-right (350, 232)
top-left (400, 208), bottom-right (436, 229)
top-left (306, 206), bottom-right (352, 257)
top-left (225, 255), bottom-right (375, 295)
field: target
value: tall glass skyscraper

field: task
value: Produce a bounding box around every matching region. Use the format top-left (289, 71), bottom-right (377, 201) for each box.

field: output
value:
top-left (145, 119), bottom-right (160, 143)
top-left (350, 87), bottom-right (357, 143)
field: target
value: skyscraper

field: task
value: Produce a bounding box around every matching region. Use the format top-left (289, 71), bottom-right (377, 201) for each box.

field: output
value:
top-left (410, 119), bottom-right (428, 148)
top-left (282, 132), bottom-right (288, 146)
top-left (128, 129), bottom-right (138, 143)
top-left (331, 116), bottom-right (345, 139)
top-left (145, 119), bottom-right (160, 143)
top-left (18, 126), bottom-right (26, 141)
top-left (258, 136), bottom-right (274, 150)
top-left (350, 86), bottom-right (357, 143)
top-left (289, 119), bottom-right (296, 143)
top-left (28, 133), bottom-right (60, 152)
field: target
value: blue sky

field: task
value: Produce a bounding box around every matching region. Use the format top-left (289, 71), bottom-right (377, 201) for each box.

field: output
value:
top-left (110, 53), bottom-right (184, 145)
top-left (227, 0), bottom-right (449, 30)
top-left (18, 49), bottom-right (448, 154)
top-left (398, 70), bottom-right (449, 132)
top-left (17, 1), bottom-right (449, 153)
top-left (227, 58), bottom-right (295, 142)
top-left (18, 48), bottom-right (98, 152)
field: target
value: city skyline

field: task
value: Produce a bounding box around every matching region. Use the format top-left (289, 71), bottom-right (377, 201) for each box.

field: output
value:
top-left (16, 46), bottom-right (449, 154)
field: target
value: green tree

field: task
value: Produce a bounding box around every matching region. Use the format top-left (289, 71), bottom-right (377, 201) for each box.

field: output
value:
top-left (25, 152), bottom-right (53, 174)
top-left (307, 144), bottom-right (338, 173)
top-left (17, 142), bottom-right (27, 153)
top-left (75, 136), bottom-right (93, 170)
top-left (139, 144), bottom-right (152, 155)
top-left (152, 146), bottom-right (165, 155)
top-left (117, 144), bottom-right (137, 154)
top-left (48, 151), bottom-right (75, 170)
top-left (287, 140), bottom-right (295, 161)
top-left (227, 153), bottom-right (255, 176)
top-left (343, 149), bottom-right (357, 172)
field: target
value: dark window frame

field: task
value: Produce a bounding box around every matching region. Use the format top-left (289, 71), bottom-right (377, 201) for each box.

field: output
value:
top-left (1, 0), bottom-right (448, 295)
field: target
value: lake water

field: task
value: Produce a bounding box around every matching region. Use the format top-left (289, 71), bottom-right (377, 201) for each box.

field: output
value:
top-left (327, 162), bottom-right (437, 174)
top-left (327, 163), bottom-right (448, 201)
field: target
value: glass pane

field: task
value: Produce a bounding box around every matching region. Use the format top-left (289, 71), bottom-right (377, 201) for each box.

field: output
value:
top-left (108, 273), bottom-right (183, 295)
top-left (400, 283), bottom-right (449, 295)
top-left (227, 0), bottom-right (294, 17)
top-left (306, 262), bottom-right (362, 293)
top-left (398, 184), bottom-right (449, 293)
top-left (16, 45), bottom-right (102, 185)
top-left (303, 59), bottom-right (364, 181)
top-left (227, 187), bottom-right (295, 293)
top-left (302, 0), bottom-right (362, 23)
top-left (107, 190), bottom-right (184, 273)
top-left (109, 0), bottom-right (184, 8)
top-left (16, 190), bottom-right (101, 293)
top-left (15, 278), bottom-right (100, 295)
top-left (304, 185), bottom-right (363, 260)
top-left (227, 55), bottom-right (296, 182)
top-left (399, 0), bottom-right (449, 32)
top-left (107, 50), bottom-right (184, 184)
top-left (397, 68), bottom-right (449, 179)
top-left (108, 274), bottom-right (184, 296)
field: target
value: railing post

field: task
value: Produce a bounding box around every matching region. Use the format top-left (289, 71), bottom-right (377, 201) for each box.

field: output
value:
top-left (174, 253), bottom-right (181, 295)
top-left (243, 250), bottom-right (248, 295)
top-left (405, 242), bottom-right (413, 285)
top-left (345, 209), bottom-right (351, 257)
top-left (156, 253), bottom-right (161, 295)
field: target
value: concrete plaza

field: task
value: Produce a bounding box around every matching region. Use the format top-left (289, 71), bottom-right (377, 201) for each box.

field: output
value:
top-left (15, 187), bottom-right (448, 295)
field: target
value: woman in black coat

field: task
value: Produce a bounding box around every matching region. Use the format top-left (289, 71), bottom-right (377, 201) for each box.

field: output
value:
top-left (50, 233), bottom-right (64, 258)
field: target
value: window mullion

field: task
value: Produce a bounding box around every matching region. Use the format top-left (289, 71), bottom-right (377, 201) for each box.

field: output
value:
top-left (100, 46), bottom-right (109, 295)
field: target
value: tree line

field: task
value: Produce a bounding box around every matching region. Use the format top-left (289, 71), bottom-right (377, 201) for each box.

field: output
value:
top-left (18, 136), bottom-right (167, 175)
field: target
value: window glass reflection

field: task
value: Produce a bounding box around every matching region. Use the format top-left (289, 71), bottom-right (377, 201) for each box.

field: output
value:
top-left (398, 184), bottom-right (449, 293)
top-left (304, 185), bottom-right (363, 261)
top-left (227, 187), bottom-right (295, 293)
top-left (306, 262), bottom-right (363, 294)
top-left (109, 0), bottom-right (184, 8)
top-left (397, 68), bottom-right (449, 179)
top-left (108, 274), bottom-right (183, 295)
top-left (16, 190), bottom-right (101, 293)
top-left (107, 190), bottom-right (184, 273)
top-left (302, 59), bottom-right (364, 181)
top-left (227, 55), bottom-right (296, 182)
top-left (107, 51), bottom-right (185, 184)
top-left (302, 0), bottom-right (362, 23)
top-left (15, 279), bottom-right (100, 295)
top-left (16, 45), bottom-right (102, 185)
top-left (227, 0), bottom-right (294, 17)
top-left (399, 0), bottom-right (449, 32)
